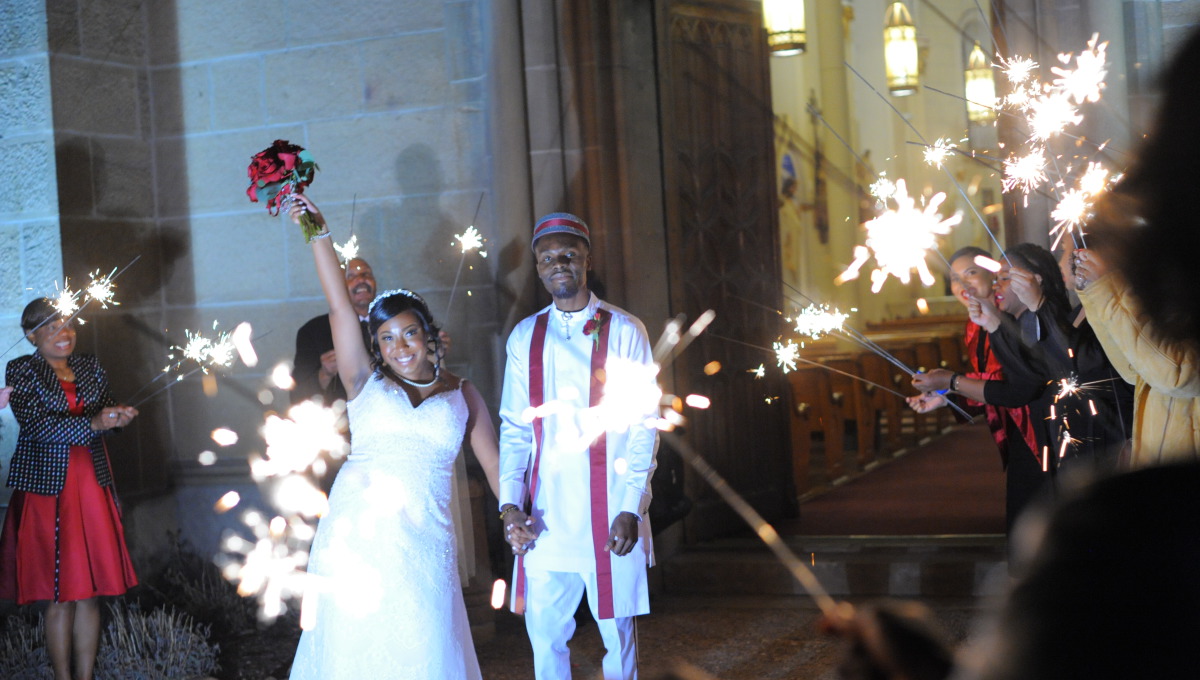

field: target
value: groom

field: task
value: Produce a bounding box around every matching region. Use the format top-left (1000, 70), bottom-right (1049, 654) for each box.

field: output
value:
top-left (498, 212), bottom-right (659, 679)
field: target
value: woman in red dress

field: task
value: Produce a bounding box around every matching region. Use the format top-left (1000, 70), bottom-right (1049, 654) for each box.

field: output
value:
top-left (0, 298), bottom-right (139, 680)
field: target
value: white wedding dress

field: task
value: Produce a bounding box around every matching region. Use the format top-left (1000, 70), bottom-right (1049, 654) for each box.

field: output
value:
top-left (290, 375), bottom-right (482, 680)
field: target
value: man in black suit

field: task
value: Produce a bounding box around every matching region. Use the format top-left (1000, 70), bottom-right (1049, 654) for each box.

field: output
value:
top-left (291, 257), bottom-right (376, 405)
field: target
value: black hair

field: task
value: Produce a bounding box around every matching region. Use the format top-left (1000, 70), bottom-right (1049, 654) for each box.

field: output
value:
top-left (1007, 243), bottom-right (1071, 329)
top-left (948, 245), bottom-right (993, 266)
top-left (1090, 27), bottom-right (1200, 349)
top-left (20, 297), bottom-right (61, 334)
top-left (366, 291), bottom-right (443, 382)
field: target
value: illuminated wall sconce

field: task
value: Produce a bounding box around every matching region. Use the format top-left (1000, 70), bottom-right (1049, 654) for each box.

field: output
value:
top-left (965, 41), bottom-right (997, 122)
top-left (884, 1), bottom-right (919, 96)
top-left (764, 0), bottom-right (806, 56)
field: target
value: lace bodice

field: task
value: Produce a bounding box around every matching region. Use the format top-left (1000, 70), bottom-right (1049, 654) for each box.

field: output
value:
top-left (290, 374), bottom-right (481, 680)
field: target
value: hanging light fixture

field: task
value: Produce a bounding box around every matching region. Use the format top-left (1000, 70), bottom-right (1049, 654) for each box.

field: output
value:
top-left (764, 0), bottom-right (806, 56)
top-left (883, 1), bottom-right (919, 96)
top-left (964, 41), bottom-right (997, 122)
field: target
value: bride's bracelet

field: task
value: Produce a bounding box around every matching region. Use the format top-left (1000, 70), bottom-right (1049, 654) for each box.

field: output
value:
top-left (499, 505), bottom-right (520, 522)
top-left (311, 230), bottom-right (332, 240)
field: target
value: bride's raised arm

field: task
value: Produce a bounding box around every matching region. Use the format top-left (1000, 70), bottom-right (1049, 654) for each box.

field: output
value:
top-left (289, 194), bottom-right (374, 400)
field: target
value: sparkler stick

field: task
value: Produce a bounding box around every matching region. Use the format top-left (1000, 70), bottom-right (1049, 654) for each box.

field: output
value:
top-left (443, 192), bottom-right (487, 322)
top-left (129, 365), bottom-right (206, 408)
top-left (709, 333), bottom-right (910, 400)
top-left (845, 61), bottom-right (1010, 264)
top-left (663, 430), bottom-right (838, 616)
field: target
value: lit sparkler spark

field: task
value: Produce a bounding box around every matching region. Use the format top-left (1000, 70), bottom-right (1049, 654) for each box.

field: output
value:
top-left (998, 55), bottom-right (1038, 85)
top-left (85, 268), bottom-right (119, 308)
top-left (1055, 376), bottom-right (1081, 400)
top-left (835, 179), bottom-right (963, 292)
top-left (53, 283), bottom-right (80, 318)
top-left (1027, 91), bottom-right (1082, 141)
top-left (169, 324), bottom-right (237, 374)
top-left (869, 175), bottom-right (896, 201)
top-left (792, 304), bottom-right (849, 339)
top-left (1050, 188), bottom-right (1091, 249)
top-left (748, 364), bottom-right (766, 379)
top-left (923, 138), bottom-right (956, 168)
top-left (1051, 34), bottom-right (1108, 105)
top-left (973, 255), bottom-right (1002, 273)
top-left (1002, 149), bottom-right (1049, 194)
top-left (254, 400), bottom-right (348, 480)
top-left (773, 340), bottom-right (799, 374)
top-left (216, 513), bottom-right (313, 622)
top-left (333, 234), bottom-right (360, 262)
top-left (1078, 162), bottom-right (1111, 196)
top-left (454, 225), bottom-right (485, 254)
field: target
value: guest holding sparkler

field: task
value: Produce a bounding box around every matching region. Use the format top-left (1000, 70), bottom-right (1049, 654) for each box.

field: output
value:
top-left (907, 246), bottom-right (1045, 535)
top-left (286, 194), bottom-right (500, 680)
top-left (1068, 28), bottom-right (1200, 466)
top-left (498, 212), bottom-right (659, 680)
top-left (1073, 246), bottom-right (1199, 463)
top-left (0, 298), bottom-right (138, 680)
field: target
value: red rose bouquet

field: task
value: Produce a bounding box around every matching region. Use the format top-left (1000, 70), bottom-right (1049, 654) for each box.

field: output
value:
top-left (246, 140), bottom-right (322, 241)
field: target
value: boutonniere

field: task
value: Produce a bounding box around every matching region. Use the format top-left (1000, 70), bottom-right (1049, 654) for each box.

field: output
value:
top-left (582, 311), bottom-right (607, 349)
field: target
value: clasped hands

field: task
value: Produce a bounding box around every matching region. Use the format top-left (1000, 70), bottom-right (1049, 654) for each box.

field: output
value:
top-left (502, 505), bottom-right (640, 557)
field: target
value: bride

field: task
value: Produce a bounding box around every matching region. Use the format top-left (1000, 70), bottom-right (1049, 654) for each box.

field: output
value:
top-left (287, 194), bottom-right (500, 679)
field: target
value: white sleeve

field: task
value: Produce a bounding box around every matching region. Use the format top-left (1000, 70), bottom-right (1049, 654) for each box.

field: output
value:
top-left (615, 316), bottom-right (660, 518)
top-left (498, 323), bottom-right (533, 510)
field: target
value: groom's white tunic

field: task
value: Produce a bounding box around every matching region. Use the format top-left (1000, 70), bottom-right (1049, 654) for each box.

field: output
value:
top-left (499, 293), bottom-right (659, 619)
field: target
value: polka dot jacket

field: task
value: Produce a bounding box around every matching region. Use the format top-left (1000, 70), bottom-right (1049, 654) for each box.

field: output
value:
top-left (4, 352), bottom-right (117, 495)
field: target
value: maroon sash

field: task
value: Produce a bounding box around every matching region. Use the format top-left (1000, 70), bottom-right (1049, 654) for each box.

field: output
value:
top-left (513, 308), bottom-right (616, 619)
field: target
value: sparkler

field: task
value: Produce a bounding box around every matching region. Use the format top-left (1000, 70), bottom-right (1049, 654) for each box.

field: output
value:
top-left (443, 193), bottom-right (487, 321)
top-left (129, 322), bottom-right (242, 408)
top-left (773, 340), bottom-right (799, 374)
top-left (1050, 34), bottom-right (1108, 105)
top-left (845, 61), bottom-right (1009, 264)
top-left (1, 256), bottom-right (141, 360)
top-left (85, 267), bottom-right (119, 308)
top-left (835, 180), bottom-right (963, 293)
top-left (1002, 149), bottom-right (1049, 194)
top-left (792, 304), bottom-right (850, 340)
top-left (923, 138), bottom-right (956, 169)
top-left (333, 234), bottom-right (360, 262)
top-left (52, 282), bottom-right (80, 318)
top-left (869, 175), bottom-right (897, 201)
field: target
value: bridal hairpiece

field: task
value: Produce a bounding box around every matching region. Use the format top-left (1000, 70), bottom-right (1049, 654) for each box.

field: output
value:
top-left (369, 288), bottom-right (427, 316)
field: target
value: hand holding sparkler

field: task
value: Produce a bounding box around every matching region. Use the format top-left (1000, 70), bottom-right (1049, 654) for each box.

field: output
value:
top-left (1072, 248), bottom-right (1108, 290)
top-left (968, 295), bottom-right (1003, 333)
top-left (91, 405), bottom-right (138, 431)
top-left (906, 392), bottom-right (948, 414)
top-left (1007, 267), bottom-right (1045, 312)
top-left (911, 368), bottom-right (954, 393)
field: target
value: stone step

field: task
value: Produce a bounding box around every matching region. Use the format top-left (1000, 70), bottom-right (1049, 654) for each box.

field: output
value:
top-left (660, 535), bottom-right (1007, 599)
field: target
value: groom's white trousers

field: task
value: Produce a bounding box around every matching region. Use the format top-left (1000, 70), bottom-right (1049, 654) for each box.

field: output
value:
top-left (524, 569), bottom-right (637, 680)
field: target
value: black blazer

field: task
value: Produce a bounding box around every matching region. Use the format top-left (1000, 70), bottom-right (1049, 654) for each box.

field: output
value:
top-left (291, 313), bottom-right (370, 405)
top-left (5, 352), bottom-right (116, 495)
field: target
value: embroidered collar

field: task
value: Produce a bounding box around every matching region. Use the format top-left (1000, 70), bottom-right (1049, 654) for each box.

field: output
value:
top-left (552, 293), bottom-right (599, 339)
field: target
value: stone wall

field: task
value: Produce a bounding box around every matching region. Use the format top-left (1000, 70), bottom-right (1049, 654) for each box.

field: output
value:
top-left (0, 0), bottom-right (61, 505)
top-left (0, 1), bottom-right (513, 566)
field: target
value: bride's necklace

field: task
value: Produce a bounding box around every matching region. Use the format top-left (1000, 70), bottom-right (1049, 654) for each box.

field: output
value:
top-left (396, 365), bottom-right (439, 388)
